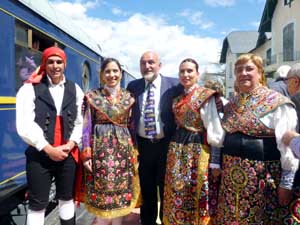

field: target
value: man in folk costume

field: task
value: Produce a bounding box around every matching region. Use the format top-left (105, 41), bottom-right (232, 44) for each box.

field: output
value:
top-left (16, 46), bottom-right (84, 225)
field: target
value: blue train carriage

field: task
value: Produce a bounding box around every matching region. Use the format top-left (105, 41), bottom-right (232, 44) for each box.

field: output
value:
top-left (121, 70), bottom-right (136, 88)
top-left (0, 0), bottom-right (103, 217)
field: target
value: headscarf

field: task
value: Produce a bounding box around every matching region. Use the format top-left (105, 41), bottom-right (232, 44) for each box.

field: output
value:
top-left (26, 46), bottom-right (66, 83)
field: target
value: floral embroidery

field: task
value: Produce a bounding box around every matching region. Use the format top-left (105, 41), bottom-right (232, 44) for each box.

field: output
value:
top-left (163, 87), bottom-right (219, 225)
top-left (216, 155), bottom-right (282, 225)
top-left (222, 86), bottom-right (292, 137)
top-left (82, 88), bottom-right (140, 218)
top-left (173, 87), bottom-right (216, 132)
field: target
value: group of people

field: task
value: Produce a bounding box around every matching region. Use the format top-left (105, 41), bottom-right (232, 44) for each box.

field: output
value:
top-left (16, 45), bottom-right (300, 225)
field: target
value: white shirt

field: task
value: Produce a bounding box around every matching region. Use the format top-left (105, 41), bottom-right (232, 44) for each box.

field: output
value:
top-left (138, 75), bottom-right (164, 139)
top-left (16, 75), bottom-right (84, 151)
top-left (182, 84), bottom-right (225, 147)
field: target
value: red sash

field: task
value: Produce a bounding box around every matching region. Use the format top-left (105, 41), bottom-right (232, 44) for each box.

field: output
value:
top-left (54, 116), bottom-right (84, 205)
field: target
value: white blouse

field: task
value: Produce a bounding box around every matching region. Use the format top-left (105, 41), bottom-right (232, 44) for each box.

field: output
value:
top-left (200, 96), bottom-right (225, 148)
top-left (260, 103), bottom-right (299, 172)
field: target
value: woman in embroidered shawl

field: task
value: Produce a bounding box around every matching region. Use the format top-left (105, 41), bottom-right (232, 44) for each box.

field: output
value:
top-left (216, 53), bottom-right (299, 225)
top-left (80, 58), bottom-right (140, 225)
top-left (163, 58), bottom-right (224, 225)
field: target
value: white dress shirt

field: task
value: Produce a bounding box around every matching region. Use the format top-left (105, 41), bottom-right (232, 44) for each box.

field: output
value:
top-left (16, 75), bottom-right (84, 151)
top-left (138, 75), bottom-right (164, 139)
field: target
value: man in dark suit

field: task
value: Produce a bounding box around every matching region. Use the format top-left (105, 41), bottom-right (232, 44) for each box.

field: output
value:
top-left (268, 65), bottom-right (291, 97)
top-left (127, 51), bottom-right (182, 225)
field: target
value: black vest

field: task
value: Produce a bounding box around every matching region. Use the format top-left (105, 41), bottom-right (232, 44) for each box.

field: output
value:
top-left (33, 77), bottom-right (77, 144)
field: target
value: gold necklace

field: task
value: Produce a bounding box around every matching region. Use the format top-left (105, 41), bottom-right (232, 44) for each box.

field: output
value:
top-left (237, 93), bottom-right (248, 113)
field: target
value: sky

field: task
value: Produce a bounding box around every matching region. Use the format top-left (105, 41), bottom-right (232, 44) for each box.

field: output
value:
top-left (49, 0), bottom-right (266, 78)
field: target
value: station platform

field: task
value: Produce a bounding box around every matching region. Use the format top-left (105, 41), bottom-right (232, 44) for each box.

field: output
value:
top-left (5, 204), bottom-right (141, 225)
top-left (45, 204), bottom-right (141, 225)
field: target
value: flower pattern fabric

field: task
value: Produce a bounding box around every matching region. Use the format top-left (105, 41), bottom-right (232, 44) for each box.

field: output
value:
top-left (216, 86), bottom-right (294, 225)
top-left (82, 88), bottom-right (140, 218)
top-left (216, 155), bottom-right (282, 225)
top-left (163, 87), bottom-right (219, 225)
top-left (222, 86), bottom-right (291, 137)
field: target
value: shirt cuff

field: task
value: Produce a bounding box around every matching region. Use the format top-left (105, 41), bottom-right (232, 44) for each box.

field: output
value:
top-left (280, 169), bottom-right (296, 190)
top-left (36, 139), bottom-right (49, 151)
top-left (209, 163), bottom-right (220, 169)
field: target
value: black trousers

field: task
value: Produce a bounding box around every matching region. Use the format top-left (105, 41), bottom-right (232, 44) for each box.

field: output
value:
top-left (25, 147), bottom-right (76, 211)
top-left (137, 136), bottom-right (169, 225)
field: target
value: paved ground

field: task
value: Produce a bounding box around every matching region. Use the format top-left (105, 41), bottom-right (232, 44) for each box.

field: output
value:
top-left (4, 204), bottom-right (141, 225)
top-left (76, 206), bottom-right (141, 225)
top-left (45, 205), bottom-right (141, 225)
top-left (6, 201), bottom-right (164, 225)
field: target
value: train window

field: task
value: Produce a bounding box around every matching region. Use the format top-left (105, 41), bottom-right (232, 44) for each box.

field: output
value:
top-left (15, 45), bottom-right (42, 89)
top-left (82, 62), bottom-right (90, 93)
top-left (14, 21), bottom-right (61, 90)
top-left (15, 23), bottom-right (28, 47)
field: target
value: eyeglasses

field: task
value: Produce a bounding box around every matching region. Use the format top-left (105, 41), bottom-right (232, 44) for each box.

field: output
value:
top-left (286, 76), bottom-right (299, 81)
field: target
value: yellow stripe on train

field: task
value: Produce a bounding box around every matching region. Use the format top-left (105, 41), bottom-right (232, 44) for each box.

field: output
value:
top-left (0, 97), bottom-right (16, 104)
top-left (0, 171), bottom-right (26, 186)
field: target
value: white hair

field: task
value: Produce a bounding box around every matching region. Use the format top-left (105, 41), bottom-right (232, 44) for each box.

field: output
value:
top-left (287, 63), bottom-right (300, 79)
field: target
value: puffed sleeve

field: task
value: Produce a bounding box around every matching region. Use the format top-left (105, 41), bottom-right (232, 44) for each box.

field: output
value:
top-left (261, 103), bottom-right (299, 189)
top-left (200, 96), bottom-right (225, 147)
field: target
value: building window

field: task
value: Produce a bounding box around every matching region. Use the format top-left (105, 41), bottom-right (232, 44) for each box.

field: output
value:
top-left (284, 0), bottom-right (294, 6)
top-left (228, 62), bottom-right (233, 78)
top-left (266, 48), bottom-right (272, 65)
top-left (283, 23), bottom-right (294, 62)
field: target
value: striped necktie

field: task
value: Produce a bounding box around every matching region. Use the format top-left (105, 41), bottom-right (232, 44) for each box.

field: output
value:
top-left (144, 83), bottom-right (157, 138)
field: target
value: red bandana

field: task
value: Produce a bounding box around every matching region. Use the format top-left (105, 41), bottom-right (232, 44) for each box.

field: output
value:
top-left (26, 46), bottom-right (66, 83)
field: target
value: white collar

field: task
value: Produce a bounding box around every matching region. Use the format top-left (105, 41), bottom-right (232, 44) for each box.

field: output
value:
top-left (145, 74), bottom-right (161, 89)
top-left (184, 84), bottom-right (199, 94)
top-left (47, 75), bottom-right (66, 87)
top-left (104, 85), bottom-right (120, 97)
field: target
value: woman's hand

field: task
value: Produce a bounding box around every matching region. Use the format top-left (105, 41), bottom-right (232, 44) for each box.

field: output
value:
top-left (83, 159), bottom-right (93, 172)
top-left (282, 131), bottom-right (299, 146)
top-left (277, 186), bottom-right (293, 206)
top-left (211, 168), bottom-right (221, 177)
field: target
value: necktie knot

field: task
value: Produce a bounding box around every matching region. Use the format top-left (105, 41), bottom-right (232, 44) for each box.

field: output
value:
top-left (147, 82), bottom-right (154, 90)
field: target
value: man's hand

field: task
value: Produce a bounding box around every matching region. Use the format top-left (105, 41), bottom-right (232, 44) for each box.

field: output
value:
top-left (57, 141), bottom-right (76, 154)
top-left (43, 144), bottom-right (68, 161)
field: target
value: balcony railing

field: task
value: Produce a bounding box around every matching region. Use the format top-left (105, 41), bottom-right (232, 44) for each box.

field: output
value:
top-left (264, 50), bottom-right (300, 66)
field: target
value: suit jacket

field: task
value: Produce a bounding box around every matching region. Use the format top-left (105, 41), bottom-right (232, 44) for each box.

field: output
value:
top-left (127, 75), bottom-right (183, 141)
top-left (291, 92), bottom-right (300, 131)
top-left (268, 80), bottom-right (290, 97)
